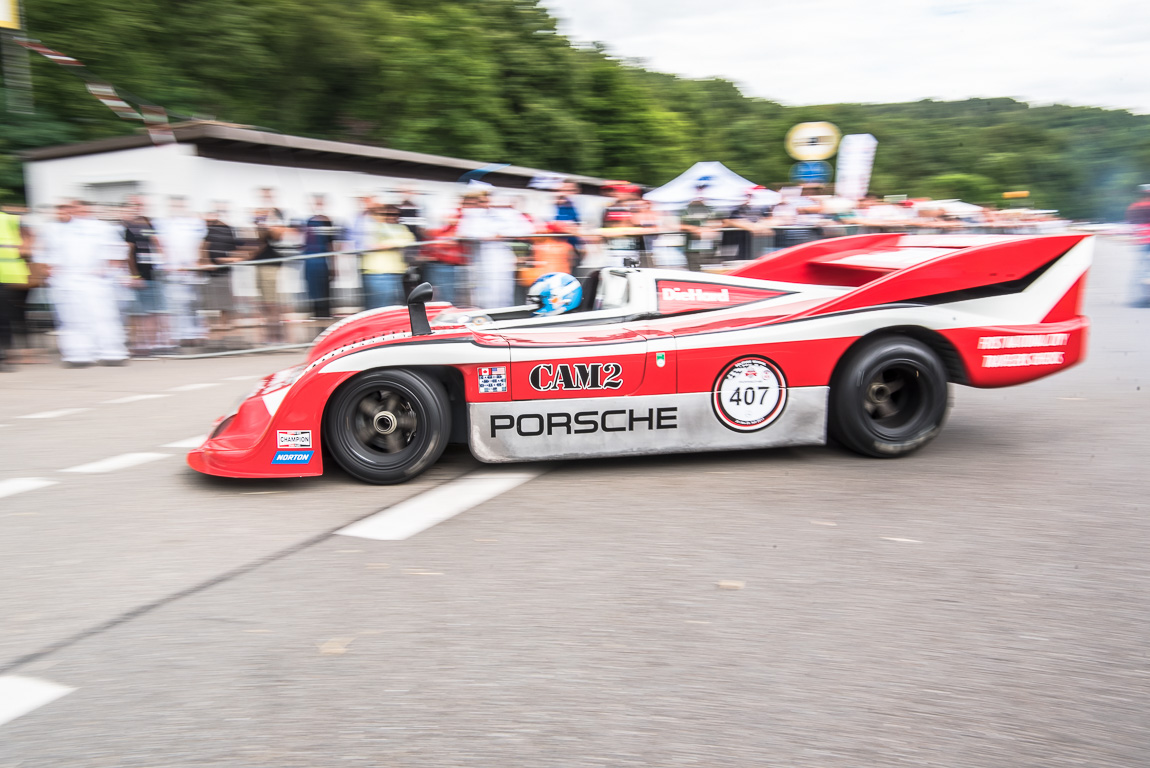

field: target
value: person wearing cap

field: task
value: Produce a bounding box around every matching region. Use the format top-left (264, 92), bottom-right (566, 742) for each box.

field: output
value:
top-left (1127, 184), bottom-right (1150, 306)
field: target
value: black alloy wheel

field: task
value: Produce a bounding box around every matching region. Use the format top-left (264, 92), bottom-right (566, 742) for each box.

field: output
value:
top-left (324, 369), bottom-right (451, 484)
top-left (830, 336), bottom-right (950, 458)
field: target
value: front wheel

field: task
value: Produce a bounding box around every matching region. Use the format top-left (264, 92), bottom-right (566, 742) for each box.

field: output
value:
top-left (324, 369), bottom-right (451, 484)
top-left (830, 336), bottom-right (950, 458)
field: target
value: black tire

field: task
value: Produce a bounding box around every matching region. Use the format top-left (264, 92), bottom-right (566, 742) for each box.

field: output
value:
top-left (830, 336), bottom-right (949, 458)
top-left (323, 369), bottom-right (451, 484)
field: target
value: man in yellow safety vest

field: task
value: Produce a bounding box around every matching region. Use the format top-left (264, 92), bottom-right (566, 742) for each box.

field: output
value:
top-left (0, 206), bottom-right (31, 370)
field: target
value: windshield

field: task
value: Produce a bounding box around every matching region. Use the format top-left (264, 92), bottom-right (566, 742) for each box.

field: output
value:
top-left (594, 269), bottom-right (631, 311)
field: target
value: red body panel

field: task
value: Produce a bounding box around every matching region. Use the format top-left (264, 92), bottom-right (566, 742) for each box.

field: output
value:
top-left (943, 318), bottom-right (1088, 387)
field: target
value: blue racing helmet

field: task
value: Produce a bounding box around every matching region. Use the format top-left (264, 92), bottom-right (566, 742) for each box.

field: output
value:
top-left (528, 272), bottom-right (583, 316)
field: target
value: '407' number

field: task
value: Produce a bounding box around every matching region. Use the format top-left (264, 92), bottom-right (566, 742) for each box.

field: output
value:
top-left (729, 386), bottom-right (773, 405)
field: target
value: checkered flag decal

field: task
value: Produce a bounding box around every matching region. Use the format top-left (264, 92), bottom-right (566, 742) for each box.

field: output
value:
top-left (477, 366), bottom-right (507, 393)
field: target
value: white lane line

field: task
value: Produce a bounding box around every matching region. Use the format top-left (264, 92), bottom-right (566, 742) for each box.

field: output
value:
top-left (337, 471), bottom-right (542, 541)
top-left (0, 676), bottom-right (75, 727)
top-left (61, 452), bottom-right (170, 474)
top-left (163, 434), bottom-right (208, 449)
top-left (881, 537), bottom-right (922, 544)
top-left (18, 408), bottom-right (90, 420)
top-left (0, 478), bottom-right (57, 500)
top-left (224, 374), bottom-right (263, 381)
top-left (168, 383), bottom-right (222, 392)
top-left (102, 393), bottom-right (171, 405)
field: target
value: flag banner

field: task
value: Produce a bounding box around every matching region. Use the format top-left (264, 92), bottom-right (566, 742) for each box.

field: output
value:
top-left (15, 35), bottom-right (174, 142)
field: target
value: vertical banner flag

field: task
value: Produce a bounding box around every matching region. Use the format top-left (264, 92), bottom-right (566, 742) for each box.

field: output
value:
top-left (835, 134), bottom-right (878, 201)
top-left (0, 0), bottom-right (20, 29)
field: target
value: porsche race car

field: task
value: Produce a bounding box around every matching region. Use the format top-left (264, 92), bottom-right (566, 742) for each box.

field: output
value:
top-left (188, 232), bottom-right (1092, 484)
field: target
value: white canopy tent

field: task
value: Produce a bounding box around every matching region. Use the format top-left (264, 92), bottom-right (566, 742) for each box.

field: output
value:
top-left (644, 161), bottom-right (780, 209)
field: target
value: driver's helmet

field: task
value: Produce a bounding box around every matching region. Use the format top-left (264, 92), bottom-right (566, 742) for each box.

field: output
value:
top-left (527, 272), bottom-right (583, 316)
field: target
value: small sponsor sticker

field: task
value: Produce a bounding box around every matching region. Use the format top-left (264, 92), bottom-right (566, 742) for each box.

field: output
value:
top-left (272, 450), bottom-right (313, 465)
top-left (655, 351), bottom-right (666, 368)
top-left (655, 280), bottom-right (788, 314)
top-left (277, 430), bottom-right (312, 449)
top-left (477, 365), bottom-right (508, 394)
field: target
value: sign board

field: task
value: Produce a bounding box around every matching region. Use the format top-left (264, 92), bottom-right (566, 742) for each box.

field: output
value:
top-left (790, 161), bottom-right (832, 184)
top-left (0, 0), bottom-right (20, 29)
top-left (785, 122), bottom-right (841, 161)
top-left (1003, 190), bottom-right (1030, 199)
top-left (835, 134), bottom-right (878, 201)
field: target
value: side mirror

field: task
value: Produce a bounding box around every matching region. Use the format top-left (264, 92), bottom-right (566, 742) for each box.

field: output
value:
top-left (407, 282), bottom-right (434, 336)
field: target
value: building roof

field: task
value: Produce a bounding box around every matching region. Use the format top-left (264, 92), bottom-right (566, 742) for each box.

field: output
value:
top-left (22, 121), bottom-right (608, 191)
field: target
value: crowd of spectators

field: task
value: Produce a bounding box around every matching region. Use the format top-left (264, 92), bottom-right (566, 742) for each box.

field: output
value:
top-left (0, 179), bottom-right (1077, 369)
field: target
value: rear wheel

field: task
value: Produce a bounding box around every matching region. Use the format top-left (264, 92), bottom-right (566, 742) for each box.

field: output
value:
top-left (324, 369), bottom-right (450, 484)
top-left (830, 336), bottom-right (949, 458)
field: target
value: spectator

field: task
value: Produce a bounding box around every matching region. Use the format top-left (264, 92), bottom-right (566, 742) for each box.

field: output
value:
top-left (350, 192), bottom-right (377, 255)
top-left (680, 187), bottom-right (719, 271)
top-left (0, 205), bottom-right (31, 370)
top-left (202, 202), bottom-right (244, 346)
top-left (302, 194), bottom-right (339, 320)
top-left (122, 196), bottom-right (166, 355)
top-left (724, 190), bottom-right (770, 260)
top-left (396, 188), bottom-right (426, 243)
top-left (553, 182), bottom-right (584, 270)
top-left (494, 196), bottom-right (538, 304)
top-left (1126, 184), bottom-right (1150, 306)
top-left (156, 196), bottom-right (208, 345)
top-left (361, 204), bottom-right (415, 309)
top-left (39, 200), bottom-right (128, 367)
top-left (421, 203), bottom-right (467, 305)
top-left (457, 189), bottom-right (518, 308)
top-left (396, 189), bottom-right (427, 299)
top-left (251, 188), bottom-right (289, 341)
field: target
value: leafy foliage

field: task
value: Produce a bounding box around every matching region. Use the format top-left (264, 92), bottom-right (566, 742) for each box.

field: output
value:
top-left (1, 0), bottom-right (1148, 218)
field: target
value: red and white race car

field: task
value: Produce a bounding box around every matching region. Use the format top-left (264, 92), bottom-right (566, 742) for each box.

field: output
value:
top-left (188, 233), bottom-right (1092, 484)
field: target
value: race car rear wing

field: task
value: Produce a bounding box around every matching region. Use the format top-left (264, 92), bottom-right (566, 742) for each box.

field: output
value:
top-left (728, 233), bottom-right (1091, 323)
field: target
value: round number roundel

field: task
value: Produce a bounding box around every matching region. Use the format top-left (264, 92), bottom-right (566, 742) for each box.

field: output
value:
top-left (712, 356), bottom-right (787, 432)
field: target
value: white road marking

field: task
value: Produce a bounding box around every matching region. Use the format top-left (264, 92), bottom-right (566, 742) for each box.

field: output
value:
top-left (102, 394), bottom-right (171, 405)
top-left (881, 537), bottom-right (922, 544)
top-left (168, 383), bottom-right (222, 392)
top-left (224, 374), bottom-right (263, 381)
top-left (61, 452), bottom-right (170, 474)
top-left (163, 434), bottom-right (208, 449)
top-left (0, 676), bottom-right (75, 728)
top-left (18, 408), bottom-right (89, 420)
top-left (0, 478), bottom-right (57, 500)
top-left (337, 471), bottom-right (543, 541)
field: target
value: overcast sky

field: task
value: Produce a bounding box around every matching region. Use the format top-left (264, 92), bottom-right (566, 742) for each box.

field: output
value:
top-left (541, 0), bottom-right (1150, 114)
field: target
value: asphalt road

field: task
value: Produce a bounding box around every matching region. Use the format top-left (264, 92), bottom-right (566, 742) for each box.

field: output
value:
top-left (1, 238), bottom-right (1146, 767)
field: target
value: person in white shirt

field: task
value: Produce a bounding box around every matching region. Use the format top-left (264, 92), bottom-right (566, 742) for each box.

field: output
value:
top-left (156, 196), bottom-right (208, 344)
top-left (457, 190), bottom-right (529, 308)
top-left (39, 200), bottom-right (129, 366)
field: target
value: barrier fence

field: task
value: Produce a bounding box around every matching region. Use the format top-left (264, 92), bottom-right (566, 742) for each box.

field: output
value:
top-left (14, 221), bottom-right (1069, 359)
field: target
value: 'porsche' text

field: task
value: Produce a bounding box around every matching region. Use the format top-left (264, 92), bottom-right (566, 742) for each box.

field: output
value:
top-left (491, 407), bottom-right (677, 437)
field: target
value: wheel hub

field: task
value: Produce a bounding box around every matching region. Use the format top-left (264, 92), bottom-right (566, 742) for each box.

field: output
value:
top-left (868, 382), bottom-right (892, 403)
top-left (373, 411), bottom-right (398, 435)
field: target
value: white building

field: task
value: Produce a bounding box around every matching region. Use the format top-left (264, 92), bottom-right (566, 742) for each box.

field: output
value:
top-left (23, 121), bottom-right (608, 228)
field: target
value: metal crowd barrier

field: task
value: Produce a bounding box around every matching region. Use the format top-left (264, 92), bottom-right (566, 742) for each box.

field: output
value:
top-left (16, 222), bottom-right (1066, 359)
